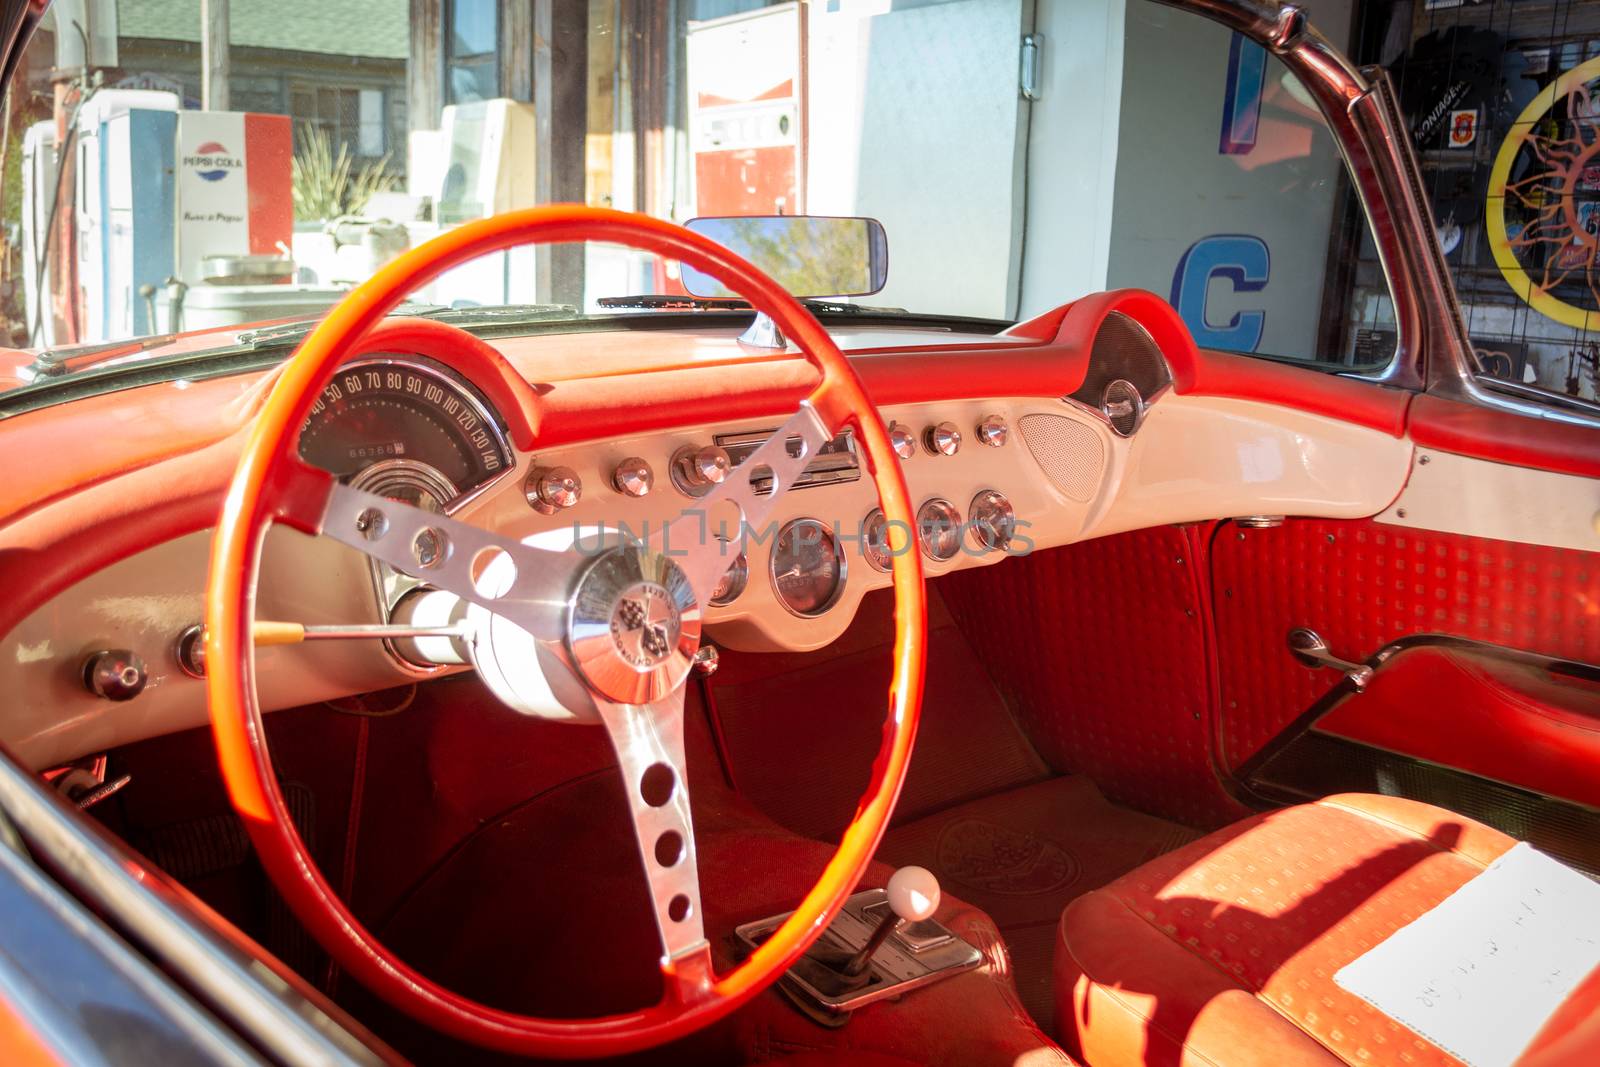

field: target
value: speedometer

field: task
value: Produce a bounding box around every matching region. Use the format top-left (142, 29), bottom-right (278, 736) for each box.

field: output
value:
top-left (298, 358), bottom-right (512, 509)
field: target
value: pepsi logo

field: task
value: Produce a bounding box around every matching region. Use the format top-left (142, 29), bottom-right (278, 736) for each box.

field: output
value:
top-left (184, 141), bottom-right (243, 182)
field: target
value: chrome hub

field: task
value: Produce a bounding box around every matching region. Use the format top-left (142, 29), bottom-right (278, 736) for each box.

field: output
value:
top-left (609, 581), bottom-right (680, 669)
top-left (568, 543), bottom-right (701, 705)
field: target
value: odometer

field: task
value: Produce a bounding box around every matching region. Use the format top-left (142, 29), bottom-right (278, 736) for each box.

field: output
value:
top-left (298, 358), bottom-right (511, 508)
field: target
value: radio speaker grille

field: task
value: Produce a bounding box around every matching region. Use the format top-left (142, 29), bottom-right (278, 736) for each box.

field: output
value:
top-left (1019, 414), bottom-right (1104, 502)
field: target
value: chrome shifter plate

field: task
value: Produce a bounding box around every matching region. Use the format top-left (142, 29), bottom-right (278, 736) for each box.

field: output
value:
top-left (734, 887), bottom-right (982, 1014)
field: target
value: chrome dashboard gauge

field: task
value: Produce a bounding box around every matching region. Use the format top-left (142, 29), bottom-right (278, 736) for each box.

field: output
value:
top-left (710, 540), bottom-right (750, 606)
top-left (916, 498), bottom-right (963, 562)
top-left (862, 508), bottom-right (894, 572)
top-left (968, 490), bottom-right (1017, 551)
top-left (298, 357), bottom-right (512, 507)
top-left (770, 518), bottom-right (847, 617)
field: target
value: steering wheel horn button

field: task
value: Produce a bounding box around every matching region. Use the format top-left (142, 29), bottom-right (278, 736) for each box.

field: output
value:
top-left (609, 582), bottom-right (680, 669)
top-left (569, 544), bottom-right (701, 705)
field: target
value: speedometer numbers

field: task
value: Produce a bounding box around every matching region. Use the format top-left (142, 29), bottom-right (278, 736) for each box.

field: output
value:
top-left (298, 359), bottom-right (512, 507)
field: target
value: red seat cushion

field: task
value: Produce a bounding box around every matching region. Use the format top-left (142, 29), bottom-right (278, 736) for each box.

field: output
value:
top-left (1054, 794), bottom-right (1519, 1067)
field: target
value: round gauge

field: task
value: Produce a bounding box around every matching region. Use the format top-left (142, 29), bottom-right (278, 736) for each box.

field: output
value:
top-left (298, 358), bottom-right (512, 508)
top-left (968, 490), bottom-right (1016, 552)
top-left (917, 498), bottom-right (963, 562)
top-left (710, 541), bottom-right (749, 606)
top-left (769, 518), bottom-right (847, 617)
top-left (862, 508), bottom-right (894, 573)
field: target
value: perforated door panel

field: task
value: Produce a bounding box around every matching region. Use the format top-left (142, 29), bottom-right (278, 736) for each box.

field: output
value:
top-left (1211, 518), bottom-right (1600, 770)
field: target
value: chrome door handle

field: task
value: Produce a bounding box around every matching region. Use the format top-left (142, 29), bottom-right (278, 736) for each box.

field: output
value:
top-left (1287, 628), bottom-right (1374, 692)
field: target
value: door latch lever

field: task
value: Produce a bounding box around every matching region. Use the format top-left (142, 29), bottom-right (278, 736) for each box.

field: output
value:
top-left (1287, 628), bottom-right (1373, 692)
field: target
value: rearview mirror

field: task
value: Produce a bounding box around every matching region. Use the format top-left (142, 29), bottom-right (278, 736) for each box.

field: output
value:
top-left (680, 216), bottom-right (888, 299)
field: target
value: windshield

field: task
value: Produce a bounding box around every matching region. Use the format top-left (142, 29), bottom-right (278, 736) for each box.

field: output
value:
top-left (1, 0), bottom-right (1402, 397)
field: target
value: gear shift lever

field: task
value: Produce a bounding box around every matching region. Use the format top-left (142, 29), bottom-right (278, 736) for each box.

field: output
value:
top-left (839, 866), bottom-right (941, 978)
top-left (736, 863), bottom-right (978, 1014)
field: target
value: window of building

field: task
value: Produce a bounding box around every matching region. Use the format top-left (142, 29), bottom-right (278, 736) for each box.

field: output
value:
top-left (1375, 0), bottom-right (1600, 405)
top-left (290, 84), bottom-right (392, 161)
top-left (446, 0), bottom-right (501, 105)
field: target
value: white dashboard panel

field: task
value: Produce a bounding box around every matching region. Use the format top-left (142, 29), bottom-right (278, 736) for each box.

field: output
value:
top-left (0, 389), bottom-right (1412, 769)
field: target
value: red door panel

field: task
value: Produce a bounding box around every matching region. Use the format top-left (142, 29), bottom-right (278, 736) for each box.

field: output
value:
top-left (1211, 517), bottom-right (1600, 780)
top-left (1318, 645), bottom-right (1600, 808)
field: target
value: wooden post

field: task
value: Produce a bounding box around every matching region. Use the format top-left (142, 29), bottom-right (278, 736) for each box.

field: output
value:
top-left (201, 0), bottom-right (230, 110)
top-left (408, 0), bottom-right (443, 133)
top-left (533, 0), bottom-right (588, 307)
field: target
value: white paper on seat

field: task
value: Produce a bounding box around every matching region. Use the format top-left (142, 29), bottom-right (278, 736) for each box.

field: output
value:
top-left (1334, 842), bottom-right (1600, 1067)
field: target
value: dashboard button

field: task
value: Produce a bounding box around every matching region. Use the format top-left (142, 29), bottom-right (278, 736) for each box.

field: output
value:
top-left (611, 457), bottom-right (654, 497)
top-left (924, 422), bottom-right (961, 457)
top-left (888, 422), bottom-right (917, 460)
top-left (670, 444), bottom-right (732, 496)
top-left (976, 415), bottom-right (1008, 447)
top-left (527, 465), bottom-right (583, 513)
top-left (83, 649), bottom-right (148, 701)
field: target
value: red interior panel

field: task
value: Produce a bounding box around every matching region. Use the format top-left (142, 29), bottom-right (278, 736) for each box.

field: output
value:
top-left (940, 529), bottom-right (1244, 827)
top-left (1318, 646), bottom-right (1600, 809)
top-left (705, 588), bottom-right (1049, 842)
top-left (1211, 517), bottom-right (1600, 771)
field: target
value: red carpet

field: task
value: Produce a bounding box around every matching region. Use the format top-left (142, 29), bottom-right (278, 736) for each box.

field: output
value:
top-left (878, 776), bottom-right (1198, 1032)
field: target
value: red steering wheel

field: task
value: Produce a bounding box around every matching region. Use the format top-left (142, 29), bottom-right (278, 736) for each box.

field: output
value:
top-left (204, 206), bottom-right (928, 1058)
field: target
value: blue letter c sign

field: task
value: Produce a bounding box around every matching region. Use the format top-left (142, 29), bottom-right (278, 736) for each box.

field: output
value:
top-left (1170, 234), bottom-right (1270, 352)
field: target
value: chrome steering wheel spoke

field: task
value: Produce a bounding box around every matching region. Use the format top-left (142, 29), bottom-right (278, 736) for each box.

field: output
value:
top-left (319, 480), bottom-right (572, 642)
top-left (653, 402), bottom-right (832, 606)
top-left (594, 690), bottom-right (711, 983)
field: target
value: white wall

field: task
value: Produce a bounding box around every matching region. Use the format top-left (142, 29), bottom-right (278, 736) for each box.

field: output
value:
top-left (806, 0), bottom-right (1028, 319)
top-left (1016, 0), bottom-right (1127, 318)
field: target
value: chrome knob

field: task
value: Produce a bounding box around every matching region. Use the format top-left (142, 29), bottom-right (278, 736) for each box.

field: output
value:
top-left (527, 465), bottom-right (582, 514)
top-left (976, 414), bottom-right (1008, 447)
top-left (924, 422), bottom-right (961, 457)
top-left (692, 644), bottom-right (720, 676)
top-left (611, 457), bottom-right (654, 498)
top-left (692, 445), bottom-right (731, 486)
top-left (888, 422), bottom-right (917, 460)
top-left (671, 444), bottom-right (732, 496)
top-left (83, 649), bottom-right (148, 701)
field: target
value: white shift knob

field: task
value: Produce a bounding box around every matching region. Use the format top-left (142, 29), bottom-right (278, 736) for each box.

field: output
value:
top-left (886, 865), bottom-right (941, 922)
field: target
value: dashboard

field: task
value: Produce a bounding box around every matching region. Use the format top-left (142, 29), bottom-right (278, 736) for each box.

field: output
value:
top-left (0, 304), bottom-right (1418, 770)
